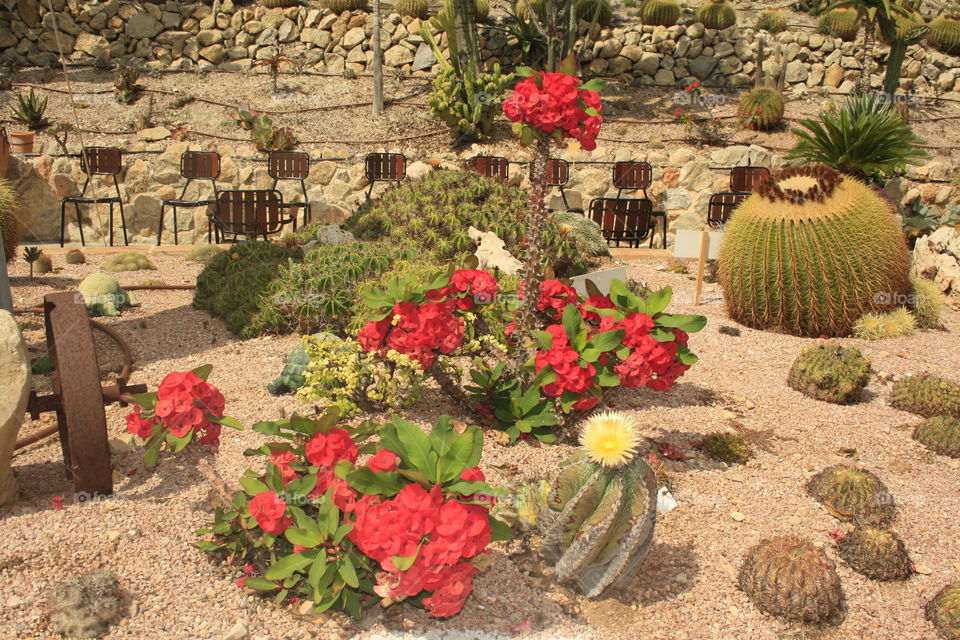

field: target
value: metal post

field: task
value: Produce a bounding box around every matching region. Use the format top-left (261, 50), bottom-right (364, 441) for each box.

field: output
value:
top-left (372, 0), bottom-right (384, 118)
top-left (0, 229), bottom-right (12, 314)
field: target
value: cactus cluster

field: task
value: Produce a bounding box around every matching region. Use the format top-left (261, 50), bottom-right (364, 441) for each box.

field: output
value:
top-left (696, 0), bottom-right (737, 30)
top-left (0, 179), bottom-right (21, 264)
top-left (319, 0), bottom-right (369, 12)
top-left (46, 570), bottom-right (120, 640)
top-left (787, 345), bottom-right (871, 404)
top-left (738, 536), bottom-right (844, 623)
top-left (837, 527), bottom-right (912, 581)
top-left (260, 0), bottom-right (298, 6)
top-left (575, 0), bottom-right (614, 27)
top-left (737, 86), bottom-right (785, 131)
top-left (716, 165), bottom-right (912, 337)
top-left (910, 277), bottom-right (946, 329)
top-left (79, 273), bottom-right (138, 317)
top-left (539, 412), bottom-right (658, 598)
top-left (818, 8), bottom-right (860, 41)
top-left (428, 64), bottom-right (512, 142)
top-left (853, 308), bottom-right (917, 340)
top-left (639, 0), bottom-right (680, 26)
top-left (927, 582), bottom-right (960, 640)
top-left (890, 373), bottom-right (960, 419)
top-left (65, 248), bottom-right (86, 264)
top-left (807, 464), bottom-right (895, 525)
top-left (103, 251), bottom-right (156, 272)
top-left (755, 8), bottom-right (787, 33)
top-left (551, 210), bottom-right (610, 259)
top-left (928, 14), bottom-right (960, 55)
top-left (699, 431), bottom-right (752, 464)
top-left (395, 0), bottom-right (429, 18)
top-left (914, 416), bottom-right (960, 458)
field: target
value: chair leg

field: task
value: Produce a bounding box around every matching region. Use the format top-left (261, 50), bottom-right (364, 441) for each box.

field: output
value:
top-left (118, 200), bottom-right (128, 246)
top-left (172, 205), bottom-right (179, 246)
top-left (108, 203), bottom-right (115, 247)
top-left (158, 204), bottom-right (165, 246)
top-left (60, 202), bottom-right (67, 247)
top-left (560, 186), bottom-right (569, 210)
top-left (365, 182), bottom-right (374, 201)
top-left (300, 180), bottom-right (310, 224)
top-left (75, 203), bottom-right (86, 247)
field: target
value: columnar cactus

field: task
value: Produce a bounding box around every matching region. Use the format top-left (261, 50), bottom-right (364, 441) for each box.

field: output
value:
top-left (787, 344), bottom-right (871, 404)
top-left (538, 411), bottom-right (657, 598)
top-left (697, 0), bottom-right (737, 30)
top-left (738, 537), bottom-right (844, 622)
top-left (914, 417), bottom-right (960, 458)
top-left (716, 165), bottom-right (912, 337)
top-left (806, 464), bottom-right (895, 525)
top-left (837, 527), bottom-right (912, 581)
top-left (927, 14), bottom-right (960, 55)
top-left (891, 373), bottom-right (960, 419)
top-left (640, 0), bottom-right (680, 26)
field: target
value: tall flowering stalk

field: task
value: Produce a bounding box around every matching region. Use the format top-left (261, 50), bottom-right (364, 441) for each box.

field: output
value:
top-left (501, 58), bottom-right (604, 363)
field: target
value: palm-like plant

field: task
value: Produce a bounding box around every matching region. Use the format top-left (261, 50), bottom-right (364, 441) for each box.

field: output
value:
top-left (11, 88), bottom-right (50, 131)
top-left (253, 54), bottom-right (295, 93)
top-left (787, 94), bottom-right (928, 183)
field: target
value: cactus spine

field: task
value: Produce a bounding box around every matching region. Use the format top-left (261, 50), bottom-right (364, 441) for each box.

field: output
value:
top-left (639, 0), bottom-right (680, 26)
top-left (538, 412), bottom-right (657, 598)
top-left (755, 9), bottom-right (787, 33)
top-left (818, 8), bottom-right (860, 41)
top-left (716, 165), bottom-right (912, 337)
top-left (890, 373), bottom-right (960, 419)
top-left (737, 86), bottom-right (785, 131)
top-left (787, 344), bottom-right (871, 404)
top-left (928, 15), bottom-right (960, 55)
top-left (696, 0), bottom-right (736, 30)
top-left (837, 527), bottom-right (912, 581)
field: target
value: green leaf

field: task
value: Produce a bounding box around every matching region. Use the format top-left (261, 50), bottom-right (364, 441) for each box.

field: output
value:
top-left (130, 391), bottom-right (158, 412)
top-left (239, 476), bottom-right (270, 496)
top-left (596, 369), bottom-right (621, 387)
top-left (191, 364), bottom-right (213, 381)
top-left (645, 287), bottom-right (673, 316)
top-left (338, 557), bottom-right (359, 588)
top-left (243, 577), bottom-right (278, 591)
top-left (393, 417), bottom-right (438, 480)
top-left (515, 66), bottom-right (534, 77)
top-left (346, 467), bottom-right (403, 496)
top-left (656, 314), bottom-right (708, 333)
top-left (532, 330), bottom-right (556, 350)
top-left (580, 78), bottom-right (605, 93)
top-left (265, 552), bottom-right (313, 580)
top-left (557, 52), bottom-right (577, 76)
top-left (489, 516), bottom-right (513, 542)
top-left (429, 415), bottom-right (457, 457)
top-left (585, 329), bottom-right (625, 353)
top-left (443, 480), bottom-right (490, 495)
top-left (376, 422), bottom-right (407, 460)
top-left (391, 549), bottom-right (420, 571)
top-left (142, 435), bottom-right (163, 469)
top-left (561, 304), bottom-right (583, 344)
top-left (167, 430), bottom-right (192, 453)
top-left (252, 420), bottom-right (282, 436)
top-left (215, 416), bottom-right (244, 430)
top-left (285, 473), bottom-right (319, 500)
top-left (580, 347), bottom-right (601, 363)
top-left (285, 528), bottom-right (322, 549)
top-left (437, 426), bottom-right (481, 483)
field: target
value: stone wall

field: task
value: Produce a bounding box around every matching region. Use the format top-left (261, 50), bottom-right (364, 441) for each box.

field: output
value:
top-left (7, 142), bottom-right (957, 247)
top-left (3, 1), bottom-right (960, 94)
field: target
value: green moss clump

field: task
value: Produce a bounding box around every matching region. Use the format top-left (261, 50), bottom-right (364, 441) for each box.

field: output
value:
top-left (103, 251), bottom-right (156, 272)
top-left (700, 432), bottom-right (752, 464)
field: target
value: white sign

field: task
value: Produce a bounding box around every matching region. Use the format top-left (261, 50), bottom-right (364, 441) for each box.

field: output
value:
top-left (570, 266), bottom-right (628, 296)
top-left (673, 229), bottom-right (725, 260)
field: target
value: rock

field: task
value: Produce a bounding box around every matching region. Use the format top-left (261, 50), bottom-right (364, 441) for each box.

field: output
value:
top-left (635, 51), bottom-right (660, 76)
top-left (469, 226), bottom-right (523, 276)
top-left (663, 188), bottom-right (691, 210)
top-left (824, 64), bottom-right (844, 88)
top-left (654, 68), bottom-right (675, 85)
top-left (301, 28), bottom-right (331, 48)
top-left (0, 311), bottom-right (30, 505)
top-left (679, 161), bottom-right (714, 192)
top-left (709, 145), bottom-right (750, 167)
top-left (384, 44), bottom-right (413, 66)
top-left (137, 127), bottom-right (171, 142)
top-left (126, 13), bottom-right (163, 39)
top-left (730, 511), bottom-right (746, 522)
top-left (200, 44), bottom-right (227, 64)
top-left (224, 620), bottom-right (248, 640)
top-left (343, 26), bottom-right (365, 49)
top-left (196, 29), bottom-right (223, 46)
top-left (73, 33), bottom-right (110, 60)
top-left (108, 434), bottom-right (137, 455)
top-left (912, 226), bottom-right (960, 294)
top-left (412, 42), bottom-right (436, 71)
top-left (785, 60), bottom-right (808, 83)
top-left (621, 44), bottom-right (644, 63)
top-left (302, 225), bottom-right (356, 250)
top-left (689, 55), bottom-right (719, 80)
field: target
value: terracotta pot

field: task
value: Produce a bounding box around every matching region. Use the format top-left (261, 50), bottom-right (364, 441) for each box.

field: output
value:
top-left (8, 130), bottom-right (34, 155)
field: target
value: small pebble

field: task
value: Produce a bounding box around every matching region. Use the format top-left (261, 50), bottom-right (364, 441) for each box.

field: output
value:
top-left (730, 511), bottom-right (746, 522)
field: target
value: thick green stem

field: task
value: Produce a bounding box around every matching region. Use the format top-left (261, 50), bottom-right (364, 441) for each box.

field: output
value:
top-left (430, 361), bottom-right (484, 421)
top-left (883, 39), bottom-right (907, 99)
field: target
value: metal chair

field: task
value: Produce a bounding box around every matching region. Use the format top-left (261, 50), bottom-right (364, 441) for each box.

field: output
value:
top-left (706, 192), bottom-right (749, 228)
top-left (210, 189), bottom-right (298, 243)
top-left (158, 151), bottom-right (220, 246)
top-left (364, 152), bottom-right (406, 200)
top-left (59, 147), bottom-right (128, 247)
top-left (587, 197), bottom-right (658, 248)
top-left (612, 161), bottom-right (652, 199)
top-left (547, 158), bottom-right (576, 211)
top-left (468, 155), bottom-right (509, 181)
top-left (269, 151), bottom-right (311, 226)
top-left (729, 166), bottom-right (770, 193)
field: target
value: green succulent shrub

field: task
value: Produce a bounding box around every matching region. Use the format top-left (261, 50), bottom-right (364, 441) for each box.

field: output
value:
top-left (10, 88), bottom-right (49, 131)
top-left (696, 0), bottom-right (736, 30)
top-left (65, 248), bottom-right (86, 264)
top-left (817, 8), bottom-right (861, 41)
top-left (103, 251), bottom-right (156, 272)
top-left (738, 87), bottom-right (784, 131)
top-left (0, 180), bottom-right (22, 264)
top-left (853, 308), bottom-right (917, 340)
top-left (395, 0), bottom-right (429, 18)
top-left (575, 0), bottom-right (614, 27)
top-left (345, 169), bottom-right (593, 277)
top-left (640, 0), bottom-right (680, 26)
top-left (755, 8), bottom-right (787, 33)
top-left (429, 65), bottom-right (512, 143)
top-left (913, 416), bottom-right (960, 458)
top-left (928, 14), bottom-right (960, 55)
top-left (890, 373), bottom-right (960, 419)
top-left (699, 432), bottom-right (752, 464)
top-left (787, 94), bottom-right (928, 183)
top-left (787, 345), bottom-right (871, 404)
top-left (717, 165), bottom-right (913, 337)
top-left (193, 241), bottom-right (304, 339)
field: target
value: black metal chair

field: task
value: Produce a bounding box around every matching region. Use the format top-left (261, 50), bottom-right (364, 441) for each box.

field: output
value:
top-left (612, 161), bottom-right (652, 199)
top-left (364, 152), bottom-right (406, 200)
top-left (587, 197), bottom-right (659, 248)
top-left (729, 165), bottom-right (770, 193)
top-left (547, 158), bottom-right (576, 211)
top-left (269, 151), bottom-right (311, 226)
top-left (468, 155), bottom-right (509, 181)
top-left (706, 192), bottom-right (749, 228)
top-left (158, 151), bottom-right (221, 246)
top-left (210, 189), bottom-right (298, 243)
top-left (60, 147), bottom-right (128, 247)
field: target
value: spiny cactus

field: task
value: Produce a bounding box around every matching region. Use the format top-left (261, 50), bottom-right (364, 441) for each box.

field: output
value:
top-left (807, 464), bottom-right (895, 525)
top-left (35, 252), bottom-right (52, 274)
top-left (0, 179), bottom-right (21, 264)
top-left (269, 333), bottom-right (348, 395)
top-left (890, 373), bottom-right (960, 419)
top-left (320, 0), bottom-right (369, 12)
top-left (103, 251), bottom-right (156, 272)
top-left (738, 86), bottom-right (784, 131)
top-left (837, 526), bottom-right (912, 581)
top-left (575, 0), bottom-right (614, 27)
top-left (185, 243), bottom-right (224, 265)
top-left (880, 9), bottom-right (927, 45)
top-left (914, 416), bottom-right (960, 458)
top-left (550, 211), bottom-right (610, 259)
top-left (46, 570), bottom-right (120, 640)
top-left (513, 0), bottom-right (544, 21)
top-left (788, 345), bottom-right (871, 404)
top-left (538, 411), bottom-right (658, 598)
top-left (911, 277), bottom-right (946, 329)
top-left (818, 8), bottom-right (860, 41)
top-left (927, 582), bottom-right (960, 640)
top-left (260, 0), bottom-right (299, 6)
top-left (495, 479), bottom-right (551, 532)
top-left (853, 308), bottom-right (917, 340)
top-left (428, 64), bottom-right (512, 142)
top-left (395, 0), bottom-right (429, 18)
top-left (756, 8), bottom-right (787, 33)
top-left (716, 165), bottom-right (912, 337)
top-left (696, 0), bottom-right (736, 30)
top-left (65, 248), bottom-right (86, 264)
top-left (442, 0), bottom-right (490, 21)
top-left (738, 536), bottom-right (844, 623)
top-left (640, 0), bottom-right (680, 26)
top-left (699, 432), bottom-right (752, 464)
top-left (928, 15), bottom-right (960, 55)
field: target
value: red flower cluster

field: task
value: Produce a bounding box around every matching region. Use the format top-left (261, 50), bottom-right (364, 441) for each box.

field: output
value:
top-left (125, 371), bottom-right (225, 448)
top-left (502, 72), bottom-right (603, 151)
top-left (265, 428), bottom-right (362, 515)
top-left (348, 476), bottom-right (491, 618)
top-left (249, 490), bottom-right (292, 535)
top-left (427, 269), bottom-right (498, 312)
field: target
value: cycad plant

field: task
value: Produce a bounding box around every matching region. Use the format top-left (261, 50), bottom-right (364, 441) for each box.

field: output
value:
top-left (787, 94), bottom-right (927, 183)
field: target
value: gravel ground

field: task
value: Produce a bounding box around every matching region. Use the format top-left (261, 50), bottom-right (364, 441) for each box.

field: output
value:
top-left (3, 250), bottom-right (960, 640)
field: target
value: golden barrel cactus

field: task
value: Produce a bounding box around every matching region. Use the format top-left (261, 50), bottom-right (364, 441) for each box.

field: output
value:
top-left (717, 165), bottom-right (912, 337)
top-left (0, 179), bottom-right (21, 263)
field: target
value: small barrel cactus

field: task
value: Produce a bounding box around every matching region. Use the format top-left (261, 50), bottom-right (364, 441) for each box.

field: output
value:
top-left (35, 252), bottom-right (53, 274)
top-left (0, 179), bottom-right (22, 264)
top-left (911, 277), bottom-right (946, 329)
top-left (737, 86), bottom-right (784, 131)
top-left (914, 416), bottom-right (960, 458)
top-left (853, 308), bottom-right (917, 340)
top-left (716, 165), bottom-right (912, 337)
top-left (928, 14), bottom-right (960, 55)
top-left (513, 0), bottom-right (544, 21)
top-left (538, 411), bottom-right (657, 598)
top-left (699, 432), bottom-right (752, 464)
top-left (756, 8), bottom-right (787, 33)
top-left (837, 527), bottom-right (912, 581)
top-left (575, 0), bottom-right (613, 26)
top-left (103, 251), bottom-right (156, 272)
top-left (395, 0), bottom-right (429, 18)
top-left (320, 0), bottom-right (369, 12)
top-left (65, 248), bottom-right (86, 265)
top-left (787, 344), bottom-right (871, 404)
top-left (927, 582), bottom-right (960, 640)
top-left (818, 8), bottom-right (860, 42)
top-left (639, 0), bottom-right (680, 26)
top-left (738, 536), bottom-right (844, 622)
top-left (891, 373), bottom-right (960, 419)
top-left (696, 0), bottom-right (737, 30)
top-left (806, 464), bottom-right (895, 525)
top-left (78, 273), bottom-right (139, 317)
top-left (260, 0), bottom-right (299, 7)
top-left (443, 0), bottom-right (490, 21)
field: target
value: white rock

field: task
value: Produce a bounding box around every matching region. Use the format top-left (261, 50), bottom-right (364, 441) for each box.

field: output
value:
top-left (468, 226), bottom-right (523, 276)
top-left (0, 311), bottom-right (30, 505)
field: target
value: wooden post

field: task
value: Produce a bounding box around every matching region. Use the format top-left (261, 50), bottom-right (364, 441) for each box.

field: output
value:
top-left (0, 229), bottom-right (10, 314)
top-left (693, 230), bottom-right (709, 307)
top-left (371, 0), bottom-right (384, 118)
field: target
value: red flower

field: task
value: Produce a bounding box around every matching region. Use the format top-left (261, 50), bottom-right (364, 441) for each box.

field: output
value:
top-left (125, 405), bottom-right (156, 439)
top-left (366, 449), bottom-right (399, 472)
top-left (422, 562), bottom-right (476, 618)
top-left (305, 428), bottom-right (358, 468)
top-left (269, 449), bottom-right (298, 485)
top-left (358, 318), bottom-right (390, 351)
top-left (249, 491), bottom-right (292, 535)
top-left (309, 468), bottom-right (358, 513)
top-left (460, 467), bottom-right (485, 482)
